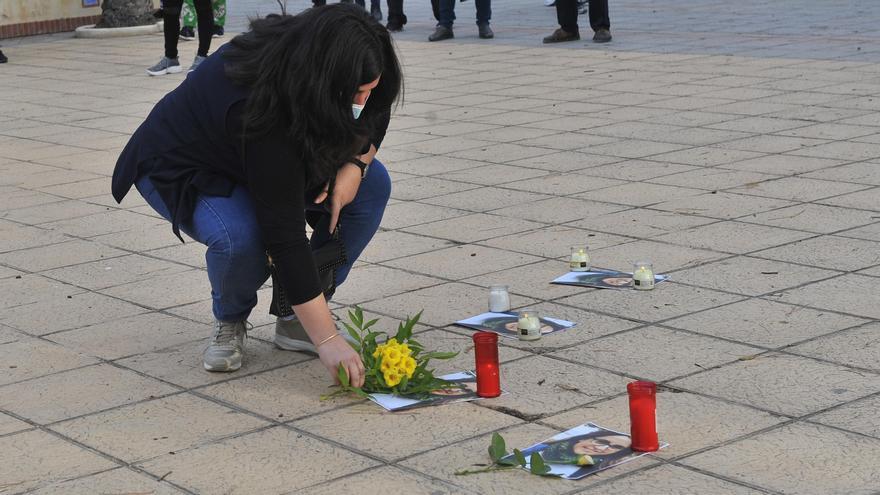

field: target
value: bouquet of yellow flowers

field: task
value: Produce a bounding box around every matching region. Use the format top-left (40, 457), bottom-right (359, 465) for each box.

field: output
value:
top-left (326, 307), bottom-right (458, 398)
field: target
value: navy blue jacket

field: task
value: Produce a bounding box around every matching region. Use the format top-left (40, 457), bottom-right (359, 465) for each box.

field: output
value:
top-left (112, 44), bottom-right (389, 305)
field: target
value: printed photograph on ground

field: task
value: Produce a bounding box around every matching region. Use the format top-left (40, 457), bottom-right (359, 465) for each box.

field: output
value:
top-left (552, 269), bottom-right (669, 290)
top-left (506, 423), bottom-right (668, 479)
top-left (368, 371), bottom-right (498, 411)
top-left (455, 312), bottom-right (576, 339)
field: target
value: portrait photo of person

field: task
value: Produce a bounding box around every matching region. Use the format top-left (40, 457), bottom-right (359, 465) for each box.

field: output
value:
top-left (552, 269), bottom-right (667, 290)
top-left (509, 423), bottom-right (660, 479)
top-left (455, 312), bottom-right (575, 339)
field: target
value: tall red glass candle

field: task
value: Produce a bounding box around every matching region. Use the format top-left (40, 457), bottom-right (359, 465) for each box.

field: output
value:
top-left (472, 332), bottom-right (501, 398)
top-left (627, 381), bottom-right (659, 452)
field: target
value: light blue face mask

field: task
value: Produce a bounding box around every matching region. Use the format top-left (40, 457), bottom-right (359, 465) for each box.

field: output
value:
top-left (352, 103), bottom-right (365, 119)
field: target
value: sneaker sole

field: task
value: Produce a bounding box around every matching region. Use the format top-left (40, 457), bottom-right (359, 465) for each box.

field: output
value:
top-left (274, 332), bottom-right (357, 354)
top-left (274, 333), bottom-right (318, 354)
top-left (203, 360), bottom-right (242, 372)
top-left (146, 65), bottom-right (183, 76)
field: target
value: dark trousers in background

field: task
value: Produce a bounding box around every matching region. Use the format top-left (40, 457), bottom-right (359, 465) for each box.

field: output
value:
top-left (163, 0), bottom-right (214, 58)
top-left (437, 0), bottom-right (491, 27)
top-left (556, 0), bottom-right (610, 33)
top-left (314, 0), bottom-right (383, 10)
top-left (387, 0), bottom-right (440, 27)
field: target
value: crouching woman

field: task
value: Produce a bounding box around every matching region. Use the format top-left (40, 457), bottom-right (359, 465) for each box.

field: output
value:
top-left (111, 5), bottom-right (402, 387)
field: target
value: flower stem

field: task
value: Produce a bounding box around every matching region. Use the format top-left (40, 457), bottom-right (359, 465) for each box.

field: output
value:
top-left (453, 465), bottom-right (519, 476)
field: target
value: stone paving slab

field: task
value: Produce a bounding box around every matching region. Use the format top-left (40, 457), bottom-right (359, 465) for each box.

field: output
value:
top-left (1, 0), bottom-right (879, 492)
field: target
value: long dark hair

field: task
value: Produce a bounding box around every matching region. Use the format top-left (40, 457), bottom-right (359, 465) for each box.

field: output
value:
top-left (223, 4), bottom-right (402, 185)
top-left (540, 432), bottom-right (631, 465)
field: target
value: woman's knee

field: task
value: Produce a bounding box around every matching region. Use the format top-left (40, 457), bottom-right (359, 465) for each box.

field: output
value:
top-left (202, 220), bottom-right (265, 268)
top-left (225, 226), bottom-right (266, 266)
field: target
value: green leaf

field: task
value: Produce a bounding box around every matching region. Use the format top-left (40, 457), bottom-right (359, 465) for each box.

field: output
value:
top-left (351, 306), bottom-right (364, 328)
top-left (529, 453), bottom-right (552, 475)
top-left (488, 432), bottom-right (507, 462)
top-left (336, 364), bottom-right (350, 388)
top-left (362, 318), bottom-right (379, 331)
top-left (342, 322), bottom-right (362, 344)
top-left (397, 373), bottom-right (409, 391)
top-left (395, 310), bottom-right (422, 342)
top-left (513, 449), bottom-right (527, 467)
top-left (420, 351), bottom-right (459, 360)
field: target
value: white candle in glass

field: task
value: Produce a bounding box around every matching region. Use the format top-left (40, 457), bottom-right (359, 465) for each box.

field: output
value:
top-left (517, 310), bottom-right (542, 341)
top-left (488, 285), bottom-right (511, 312)
top-left (632, 261), bottom-right (655, 291)
top-left (570, 246), bottom-right (591, 272)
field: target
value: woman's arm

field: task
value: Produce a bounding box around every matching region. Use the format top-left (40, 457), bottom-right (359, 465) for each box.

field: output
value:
top-left (313, 143), bottom-right (378, 233)
top-left (293, 293), bottom-right (365, 387)
top-left (240, 122), bottom-right (365, 386)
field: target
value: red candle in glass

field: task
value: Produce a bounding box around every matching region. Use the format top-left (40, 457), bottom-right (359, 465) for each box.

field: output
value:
top-left (627, 381), bottom-right (659, 452)
top-left (472, 332), bottom-right (501, 398)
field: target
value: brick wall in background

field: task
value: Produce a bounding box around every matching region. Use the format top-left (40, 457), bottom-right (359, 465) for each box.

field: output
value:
top-left (0, 15), bottom-right (103, 38)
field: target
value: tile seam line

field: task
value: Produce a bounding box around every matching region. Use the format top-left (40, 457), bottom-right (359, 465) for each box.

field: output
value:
top-left (0, 409), bottom-right (200, 495)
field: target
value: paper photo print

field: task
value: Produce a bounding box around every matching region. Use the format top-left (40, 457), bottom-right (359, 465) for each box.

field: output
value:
top-left (552, 269), bottom-right (668, 290)
top-left (455, 312), bottom-right (575, 339)
top-left (505, 423), bottom-right (667, 480)
top-left (368, 371), bottom-right (489, 412)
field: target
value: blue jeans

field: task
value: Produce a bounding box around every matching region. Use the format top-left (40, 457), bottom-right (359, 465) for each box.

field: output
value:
top-left (438, 0), bottom-right (491, 28)
top-left (135, 160), bottom-right (391, 322)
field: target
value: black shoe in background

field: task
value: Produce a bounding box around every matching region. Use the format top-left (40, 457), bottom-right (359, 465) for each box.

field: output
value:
top-left (428, 25), bottom-right (454, 41)
top-left (179, 26), bottom-right (196, 41)
top-left (543, 28), bottom-right (579, 43)
top-left (386, 21), bottom-right (403, 32)
top-left (478, 23), bottom-right (494, 39)
top-left (0, 50), bottom-right (7, 64)
top-left (213, 25), bottom-right (224, 37)
top-left (592, 28), bottom-right (612, 43)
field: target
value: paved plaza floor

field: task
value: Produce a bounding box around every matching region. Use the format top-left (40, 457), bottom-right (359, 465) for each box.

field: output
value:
top-left (1, 0), bottom-right (879, 493)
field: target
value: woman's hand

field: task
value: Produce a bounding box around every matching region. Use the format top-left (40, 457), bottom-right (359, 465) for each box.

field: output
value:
top-left (317, 335), bottom-right (365, 387)
top-left (313, 163), bottom-right (362, 233)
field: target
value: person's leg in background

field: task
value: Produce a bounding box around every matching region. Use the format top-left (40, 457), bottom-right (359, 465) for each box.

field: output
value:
top-left (191, 0), bottom-right (215, 71)
top-left (0, 38), bottom-right (7, 64)
top-left (430, 0), bottom-right (456, 41)
top-left (370, 0), bottom-right (383, 21)
top-left (148, 0), bottom-right (184, 75)
top-left (588, 0), bottom-right (611, 42)
top-left (386, 0), bottom-right (407, 31)
top-left (543, 0), bottom-right (580, 43)
top-left (431, 0), bottom-right (440, 21)
top-left (135, 176), bottom-right (270, 371)
top-left (180, 0), bottom-right (197, 40)
top-left (475, 0), bottom-right (493, 38)
top-left (212, 0), bottom-right (227, 37)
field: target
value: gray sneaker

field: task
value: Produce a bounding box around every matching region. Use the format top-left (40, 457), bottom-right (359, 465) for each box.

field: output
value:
top-left (274, 317), bottom-right (356, 354)
top-left (189, 55), bottom-right (206, 73)
top-left (203, 320), bottom-right (248, 371)
top-left (146, 56), bottom-right (182, 76)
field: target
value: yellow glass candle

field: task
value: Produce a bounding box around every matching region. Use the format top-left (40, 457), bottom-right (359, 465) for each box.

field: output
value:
top-left (570, 246), bottom-right (591, 272)
top-left (632, 261), bottom-right (655, 291)
top-left (517, 309), bottom-right (542, 341)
